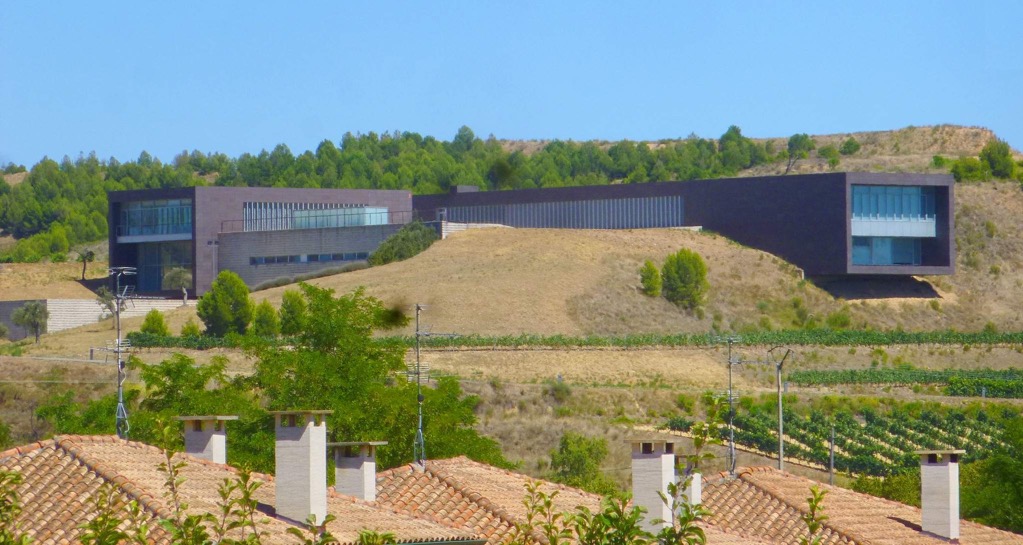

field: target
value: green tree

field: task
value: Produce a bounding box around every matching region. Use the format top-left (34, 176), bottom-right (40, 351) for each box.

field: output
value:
top-left (0, 470), bottom-right (31, 545)
top-left (252, 300), bottom-right (280, 338)
top-left (279, 288), bottom-right (307, 336)
top-left (962, 416), bottom-right (1023, 531)
top-left (661, 249), bottom-right (709, 310)
top-left (368, 220), bottom-right (439, 266)
top-left (980, 139), bottom-right (1015, 179)
top-left (196, 271), bottom-right (253, 336)
top-left (140, 308), bottom-right (170, 336)
top-left (163, 267), bottom-right (193, 306)
top-left (950, 157), bottom-right (990, 182)
top-left (77, 249), bottom-right (95, 280)
top-left (640, 260), bottom-right (662, 297)
top-left (12, 301), bottom-right (48, 343)
top-left (818, 145), bottom-right (840, 170)
top-left (548, 433), bottom-right (619, 496)
top-left (95, 286), bottom-right (117, 329)
top-left (785, 134), bottom-right (816, 174)
top-left (839, 137), bottom-right (861, 156)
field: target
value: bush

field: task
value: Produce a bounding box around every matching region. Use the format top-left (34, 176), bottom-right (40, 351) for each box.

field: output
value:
top-left (950, 157), bottom-right (989, 182)
top-left (661, 248), bottom-right (708, 310)
top-left (368, 220), bottom-right (439, 266)
top-left (180, 317), bottom-right (201, 338)
top-left (139, 309), bottom-right (169, 336)
top-left (547, 432), bottom-right (619, 495)
top-left (196, 271), bottom-right (253, 336)
top-left (252, 300), bottom-right (280, 338)
top-left (12, 301), bottom-right (47, 343)
top-left (980, 139), bottom-right (1015, 179)
top-left (839, 137), bottom-right (861, 156)
top-left (639, 259), bottom-right (661, 296)
top-left (818, 145), bottom-right (841, 170)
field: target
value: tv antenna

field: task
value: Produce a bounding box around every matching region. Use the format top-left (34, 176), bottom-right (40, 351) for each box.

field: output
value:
top-left (108, 266), bottom-right (136, 439)
top-left (412, 304), bottom-right (456, 467)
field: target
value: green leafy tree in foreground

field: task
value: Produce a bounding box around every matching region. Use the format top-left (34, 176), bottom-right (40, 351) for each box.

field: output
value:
top-left (785, 133), bottom-right (816, 174)
top-left (661, 249), bottom-right (709, 310)
top-left (252, 300), bottom-right (281, 338)
top-left (799, 485), bottom-right (829, 545)
top-left (196, 270), bottom-right (253, 336)
top-left (12, 301), bottom-right (48, 343)
top-left (640, 260), bottom-right (661, 297)
top-left (279, 288), bottom-right (307, 337)
top-left (140, 309), bottom-right (170, 337)
top-left (368, 220), bottom-right (439, 266)
top-left (0, 470), bottom-right (31, 545)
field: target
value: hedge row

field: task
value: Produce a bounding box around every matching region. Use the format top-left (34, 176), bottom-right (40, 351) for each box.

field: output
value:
top-left (788, 368), bottom-right (1023, 386)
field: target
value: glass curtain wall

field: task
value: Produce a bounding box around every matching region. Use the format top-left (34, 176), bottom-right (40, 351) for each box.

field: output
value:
top-left (121, 199), bottom-right (193, 236)
top-left (137, 241), bottom-right (193, 291)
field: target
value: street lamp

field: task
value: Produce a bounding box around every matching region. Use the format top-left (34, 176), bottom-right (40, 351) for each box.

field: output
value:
top-left (108, 266), bottom-right (136, 439)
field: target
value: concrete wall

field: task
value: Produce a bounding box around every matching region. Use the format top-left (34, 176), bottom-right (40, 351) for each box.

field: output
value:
top-left (218, 223), bottom-right (404, 289)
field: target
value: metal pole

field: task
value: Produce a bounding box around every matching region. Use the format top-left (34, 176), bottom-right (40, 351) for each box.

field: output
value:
top-left (829, 425), bottom-right (835, 485)
top-left (413, 304), bottom-right (425, 467)
top-left (114, 272), bottom-right (128, 439)
top-left (777, 360), bottom-right (783, 471)
top-left (727, 339), bottom-right (736, 476)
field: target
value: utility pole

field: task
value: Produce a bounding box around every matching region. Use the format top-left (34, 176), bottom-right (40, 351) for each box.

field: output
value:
top-left (768, 346), bottom-right (791, 471)
top-left (413, 304), bottom-right (426, 467)
top-left (725, 343), bottom-right (790, 474)
top-left (829, 424), bottom-right (836, 485)
top-left (109, 266), bottom-right (136, 439)
top-left (411, 304), bottom-right (456, 468)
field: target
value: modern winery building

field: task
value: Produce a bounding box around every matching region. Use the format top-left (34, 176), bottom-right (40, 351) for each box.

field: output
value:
top-left (108, 172), bottom-right (954, 296)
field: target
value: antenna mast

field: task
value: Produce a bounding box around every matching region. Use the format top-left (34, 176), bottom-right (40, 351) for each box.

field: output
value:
top-left (109, 266), bottom-right (136, 439)
top-left (414, 304), bottom-right (426, 466)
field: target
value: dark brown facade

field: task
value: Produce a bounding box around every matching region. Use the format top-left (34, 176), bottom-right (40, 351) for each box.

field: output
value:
top-left (109, 187), bottom-right (412, 295)
top-left (414, 172), bottom-right (955, 277)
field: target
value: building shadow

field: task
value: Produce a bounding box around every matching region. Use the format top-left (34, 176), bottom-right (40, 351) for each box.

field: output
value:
top-left (810, 275), bottom-right (940, 300)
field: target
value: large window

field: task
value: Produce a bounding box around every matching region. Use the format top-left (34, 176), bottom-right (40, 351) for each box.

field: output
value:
top-left (851, 186), bottom-right (934, 220)
top-left (852, 237), bottom-right (921, 266)
top-left (120, 199), bottom-right (193, 236)
top-left (137, 241), bottom-right (193, 291)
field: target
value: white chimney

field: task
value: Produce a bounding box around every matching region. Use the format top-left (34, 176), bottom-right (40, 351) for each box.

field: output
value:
top-left (629, 439), bottom-right (675, 532)
top-left (330, 441), bottom-right (387, 501)
top-left (175, 415), bottom-right (238, 464)
top-left (272, 410), bottom-right (333, 525)
top-left (673, 454), bottom-right (702, 506)
top-left (917, 449), bottom-right (964, 541)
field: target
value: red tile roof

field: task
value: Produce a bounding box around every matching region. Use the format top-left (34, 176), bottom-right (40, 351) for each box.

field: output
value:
top-left (0, 436), bottom-right (475, 545)
top-left (703, 466), bottom-right (1023, 545)
top-left (376, 456), bottom-right (773, 545)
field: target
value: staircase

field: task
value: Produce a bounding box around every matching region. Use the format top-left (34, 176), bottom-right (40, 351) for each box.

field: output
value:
top-left (45, 298), bottom-right (189, 334)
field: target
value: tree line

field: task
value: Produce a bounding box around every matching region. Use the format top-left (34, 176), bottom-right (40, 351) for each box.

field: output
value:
top-left (3, 125), bottom-right (1019, 264)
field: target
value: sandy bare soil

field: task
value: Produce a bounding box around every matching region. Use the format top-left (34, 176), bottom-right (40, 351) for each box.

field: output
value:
top-left (0, 261), bottom-right (109, 301)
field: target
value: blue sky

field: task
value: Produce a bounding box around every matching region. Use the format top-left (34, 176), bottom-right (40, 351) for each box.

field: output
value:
top-left (2, 1), bottom-right (1021, 167)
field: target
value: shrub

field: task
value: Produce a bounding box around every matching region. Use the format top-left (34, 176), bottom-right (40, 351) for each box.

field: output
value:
top-left (661, 248), bottom-right (709, 310)
top-left (180, 317), bottom-right (201, 338)
top-left (368, 220), bottom-right (439, 266)
top-left (252, 300), bottom-right (280, 338)
top-left (980, 139), bottom-right (1015, 179)
top-left (825, 309), bottom-right (852, 330)
top-left (950, 157), bottom-right (989, 182)
top-left (547, 432), bottom-right (619, 495)
top-left (932, 155), bottom-right (949, 168)
top-left (839, 137), bottom-right (861, 156)
top-left (639, 260), bottom-right (662, 296)
top-left (818, 145), bottom-right (841, 170)
top-left (139, 309), bottom-right (169, 336)
top-left (279, 289), bottom-right (307, 336)
top-left (196, 271), bottom-right (253, 336)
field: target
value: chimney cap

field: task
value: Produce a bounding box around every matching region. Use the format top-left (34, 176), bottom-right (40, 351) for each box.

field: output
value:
top-left (624, 438), bottom-right (675, 445)
top-left (328, 441), bottom-right (388, 448)
top-left (174, 415), bottom-right (239, 421)
top-left (268, 410), bottom-right (334, 416)
top-left (914, 449), bottom-right (966, 455)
